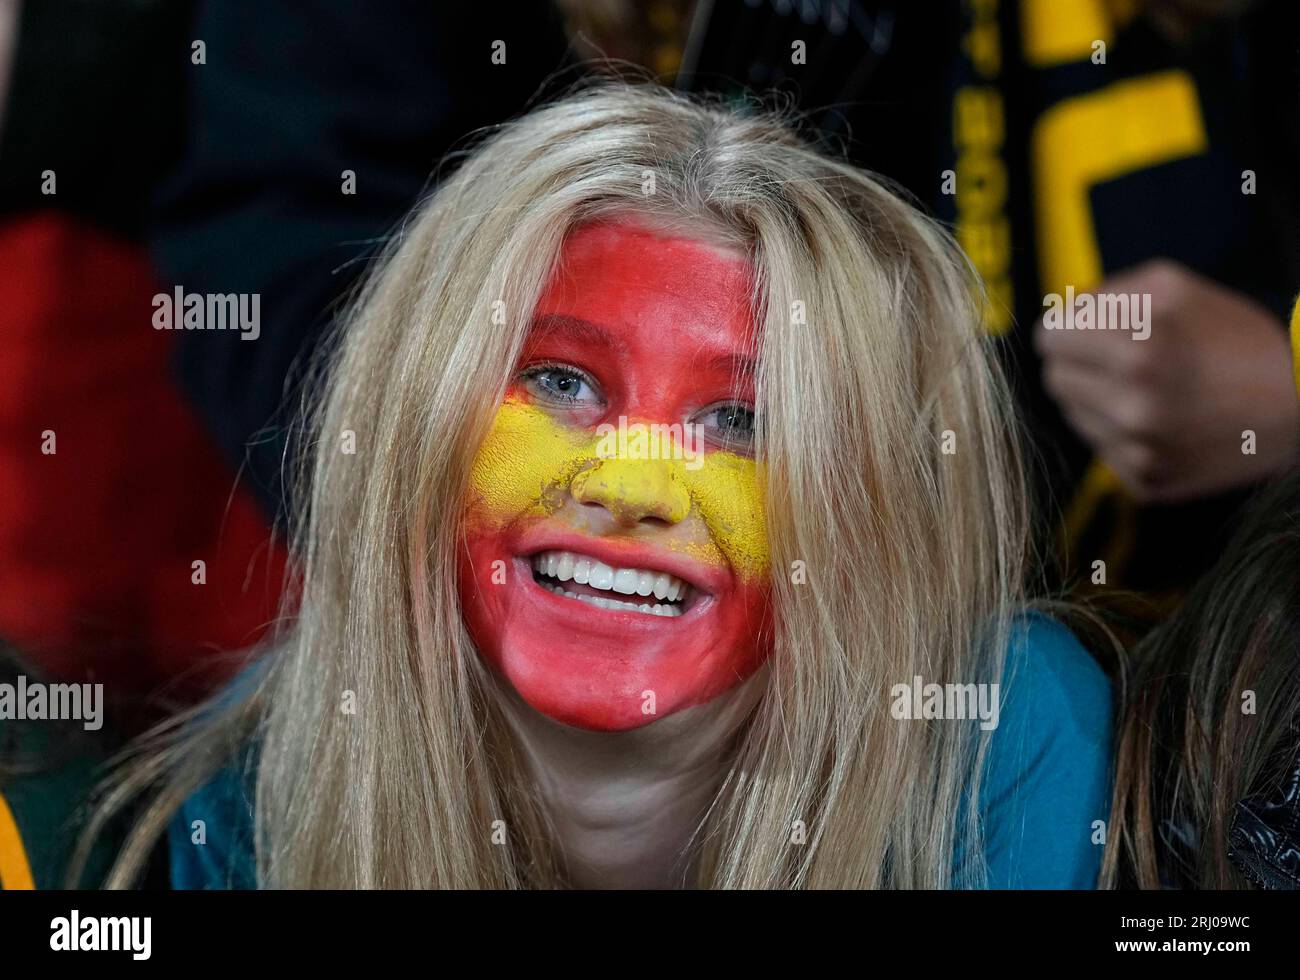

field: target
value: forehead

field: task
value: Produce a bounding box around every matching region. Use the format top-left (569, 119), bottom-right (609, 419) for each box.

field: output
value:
top-left (533, 219), bottom-right (758, 351)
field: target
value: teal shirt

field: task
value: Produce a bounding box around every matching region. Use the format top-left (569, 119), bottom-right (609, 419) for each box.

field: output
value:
top-left (957, 613), bottom-right (1113, 887)
top-left (170, 614), bottom-right (1113, 889)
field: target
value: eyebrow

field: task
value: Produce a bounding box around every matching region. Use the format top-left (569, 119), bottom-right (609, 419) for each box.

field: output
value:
top-left (705, 351), bottom-right (756, 378)
top-left (530, 313), bottom-right (629, 356)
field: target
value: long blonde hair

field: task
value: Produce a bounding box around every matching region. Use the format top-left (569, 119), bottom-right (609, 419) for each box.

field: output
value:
top-left (91, 81), bottom-right (1028, 889)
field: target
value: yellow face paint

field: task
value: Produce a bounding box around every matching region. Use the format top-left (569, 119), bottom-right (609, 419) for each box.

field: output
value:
top-left (467, 398), bottom-right (769, 579)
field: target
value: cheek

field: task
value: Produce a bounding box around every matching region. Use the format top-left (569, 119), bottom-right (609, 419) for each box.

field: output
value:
top-left (456, 537), bottom-right (509, 674)
top-left (680, 453), bottom-right (769, 580)
top-left (717, 577), bottom-right (775, 681)
top-left (460, 401), bottom-right (587, 661)
top-left (466, 399), bottom-right (593, 526)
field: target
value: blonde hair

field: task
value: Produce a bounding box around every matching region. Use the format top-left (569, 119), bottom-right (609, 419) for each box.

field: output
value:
top-left (90, 81), bottom-right (1028, 889)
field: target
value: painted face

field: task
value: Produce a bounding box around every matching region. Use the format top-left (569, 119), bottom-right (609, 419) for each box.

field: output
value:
top-left (458, 219), bottom-right (773, 731)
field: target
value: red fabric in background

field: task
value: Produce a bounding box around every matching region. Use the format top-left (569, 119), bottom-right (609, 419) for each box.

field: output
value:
top-left (0, 212), bottom-right (289, 705)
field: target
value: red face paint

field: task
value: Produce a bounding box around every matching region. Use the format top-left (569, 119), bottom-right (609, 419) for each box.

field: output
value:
top-left (457, 219), bottom-right (773, 731)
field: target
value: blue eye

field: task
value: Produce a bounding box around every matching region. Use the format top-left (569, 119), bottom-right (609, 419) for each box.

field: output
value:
top-left (695, 402), bottom-right (757, 452)
top-left (520, 363), bottom-right (602, 406)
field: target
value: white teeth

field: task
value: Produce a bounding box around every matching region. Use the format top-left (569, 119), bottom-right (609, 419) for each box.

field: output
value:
top-left (536, 580), bottom-right (683, 617)
top-left (528, 550), bottom-right (691, 617)
top-left (652, 573), bottom-right (671, 601)
top-left (587, 561), bottom-right (614, 591)
top-left (612, 568), bottom-right (639, 595)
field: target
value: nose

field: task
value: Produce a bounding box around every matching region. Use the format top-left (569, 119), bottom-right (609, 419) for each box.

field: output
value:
top-left (570, 458), bottom-right (691, 527)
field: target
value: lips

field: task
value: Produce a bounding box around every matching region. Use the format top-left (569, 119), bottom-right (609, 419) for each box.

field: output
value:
top-left (530, 549), bottom-right (691, 617)
top-left (514, 526), bottom-right (728, 595)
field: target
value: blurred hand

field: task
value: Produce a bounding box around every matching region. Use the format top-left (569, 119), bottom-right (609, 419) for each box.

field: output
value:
top-left (1034, 259), bottom-right (1300, 503)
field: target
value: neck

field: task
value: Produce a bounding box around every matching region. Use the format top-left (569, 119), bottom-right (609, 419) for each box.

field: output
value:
top-left (497, 675), bottom-right (763, 889)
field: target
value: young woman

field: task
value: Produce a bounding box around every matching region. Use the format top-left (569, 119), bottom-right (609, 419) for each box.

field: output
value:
top-left (1104, 468), bottom-right (1300, 889)
top-left (88, 83), bottom-right (1111, 889)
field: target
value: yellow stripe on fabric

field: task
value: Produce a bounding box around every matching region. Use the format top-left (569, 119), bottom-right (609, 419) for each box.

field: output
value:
top-left (0, 793), bottom-right (36, 890)
top-left (1021, 0), bottom-right (1112, 68)
top-left (1021, 0), bottom-right (1141, 69)
top-left (1290, 294), bottom-right (1300, 400)
top-left (1031, 70), bottom-right (1207, 293)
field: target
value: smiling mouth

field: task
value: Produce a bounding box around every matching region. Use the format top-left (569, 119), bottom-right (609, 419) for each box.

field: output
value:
top-left (529, 549), bottom-right (696, 618)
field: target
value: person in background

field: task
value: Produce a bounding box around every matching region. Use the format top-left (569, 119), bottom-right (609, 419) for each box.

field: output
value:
top-left (0, 0), bottom-right (286, 710)
top-left (1104, 464), bottom-right (1300, 888)
top-left (682, 0), bottom-right (1300, 619)
top-left (0, 0), bottom-right (580, 711)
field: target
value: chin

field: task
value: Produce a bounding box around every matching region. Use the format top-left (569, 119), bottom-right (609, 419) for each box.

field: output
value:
top-left (458, 537), bottom-right (770, 731)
